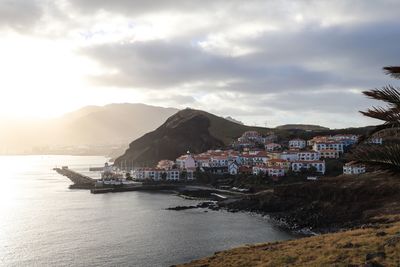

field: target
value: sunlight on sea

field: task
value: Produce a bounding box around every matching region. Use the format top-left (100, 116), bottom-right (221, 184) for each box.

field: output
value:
top-left (0, 155), bottom-right (294, 267)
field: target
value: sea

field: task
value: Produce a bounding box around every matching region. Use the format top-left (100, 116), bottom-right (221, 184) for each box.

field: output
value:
top-left (0, 155), bottom-right (295, 267)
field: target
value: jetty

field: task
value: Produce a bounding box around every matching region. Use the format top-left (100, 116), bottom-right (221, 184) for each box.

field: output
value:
top-left (54, 167), bottom-right (95, 189)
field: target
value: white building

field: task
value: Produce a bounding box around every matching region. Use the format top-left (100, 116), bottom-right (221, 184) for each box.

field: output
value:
top-left (343, 162), bottom-right (366, 175)
top-left (157, 160), bottom-right (175, 170)
top-left (267, 166), bottom-right (285, 177)
top-left (210, 155), bottom-right (229, 167)
top-left (265, 143), bottom-right (282, 152)
top-left (291, 160), bottom-right (325, 174)
top-left (228, 161), bottom-right (239, 175)
top-left (313, 141), bottom-right (344, 153)
top-left (297, 151), bottom-right (321, 161)
top-left (280, 151), bottom-right (299, 161)
top-left (289, 138), bottom-right (306, 149)
top-left (319, 149), bottom-right (339, 159)
top-left (252, 165), bottom-right (269, 175)
top-left (366, 137), bottom-right (383, 145)
top-left (176, 152), bottom-right (196, 169)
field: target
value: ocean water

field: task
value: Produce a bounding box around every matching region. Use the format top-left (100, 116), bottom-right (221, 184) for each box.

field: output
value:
top-left (0, 155), bottom-right (294, 267)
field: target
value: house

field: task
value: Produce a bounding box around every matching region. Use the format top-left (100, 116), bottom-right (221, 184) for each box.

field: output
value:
top-left (264, 134), bottom-right (278, 143)
top-left (238, 131), bottom-right (264, 143)
top-left (176, 152), bottom-right (196, 169)
top-left (280, 150), bottom-right (299, 161)
top-left (265, 142), bottom-right (282, 152)
top-left (193, 155), bottom-right (211, 167)
top-left (267, 151), bottom-right (282, 159)
top-left (252, 151), bottom-right (269, 164)
top-left (289, 138), bottom-right (306, 149)
top-left (252, 165), bottom-right (268, 175)
top-left (239, 165), bottom-right (253, 174)
top-left (319, 149), bottom-right (339, 159)
top-left (232, 140), bottom-right (253, 149)
top-left (313, 141), bottom-right (344, 153)
top-left (201, 166), bottom-right (228, 175)
top-left (366, 137), bottom-right (383, 145)
top-left (210, 155), bottom-right (230, 167)
top-left (166, 169), bottom-right (180, 181)
top-left (332, 134), bottom-right (359, 142)
top-left (228, 161), bottom-right (239, 175)
top-left (297, 151), bottom-right (321, 161)
top-left (267, 166), bottom-right (286, 177)
top-left (308, 135), bottom-right (333, 146)
top-left (181, 168), bottom-right (195, 180)
top-left (132, 168), bottom-right (194, 181)
top-left (157, 160), bottom-right (175, 170)
top-left (133, 168), bottom-right (164, 181)
top-left (343, 162), bottom-right (366, 175)
top-left (291, 160), bottom-right (326, 174)
top-left (267, 158), bottom-right (290, 170)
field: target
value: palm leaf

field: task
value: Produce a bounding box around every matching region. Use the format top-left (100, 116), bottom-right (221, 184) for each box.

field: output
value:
top-left (348, 144), bottom-right (400, 172)
top-left (383, 66), bottom-right (400, 79)
top-left (362, 85), bottom-right (400, 107)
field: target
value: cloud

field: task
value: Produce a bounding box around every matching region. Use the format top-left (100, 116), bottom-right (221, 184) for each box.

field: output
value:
top-left (0, 0), bottom-right (43, 31)
top-left (1, 0), bottom-right (400, 127)
top-left (82, 20), bottom-right (400, 92)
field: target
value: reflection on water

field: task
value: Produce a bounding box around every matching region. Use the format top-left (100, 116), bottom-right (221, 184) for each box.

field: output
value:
top-left (0, 155), bottom-right (294, 267)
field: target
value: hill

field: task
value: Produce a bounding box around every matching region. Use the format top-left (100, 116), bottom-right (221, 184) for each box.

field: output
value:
top-left (275, 124), bottom-right (329, 131)
top-left (114, 108), bottom-right (272, 167)
top-left (0, 103), bottom-right (178, 155)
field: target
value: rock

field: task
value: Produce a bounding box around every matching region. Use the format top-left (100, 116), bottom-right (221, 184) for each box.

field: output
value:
top-left (364, 261), bottom-right (385, 267)
top-left (384, 234), bottom-right (400, 247)
top-left (375, 231), bottom-right (387, 237)
top-left (365, 252), bottom-right (386, 261)
top-left (166, 205), bottom-right (198, 211)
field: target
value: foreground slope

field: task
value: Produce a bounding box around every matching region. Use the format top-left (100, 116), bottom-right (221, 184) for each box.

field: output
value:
top-left (178, 173), bottom-right (400, 266)
top-left (115, 108), bottom-right (272, 167)
top-left (178, 217), bottom-right (400, 266)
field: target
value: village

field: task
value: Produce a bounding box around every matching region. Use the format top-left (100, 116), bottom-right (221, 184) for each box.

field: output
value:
top-left (126, 130), bottom-right (383, 183)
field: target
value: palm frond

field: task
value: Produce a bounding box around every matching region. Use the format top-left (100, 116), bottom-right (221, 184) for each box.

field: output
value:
top-left (348, 144), bottom-right (400, 172)
top-left (362, 85), bottom-right (400, 107)
top-left (359, 106), bottom-right (400, 123)
top-left (383, 66), bottom-right (400, 79)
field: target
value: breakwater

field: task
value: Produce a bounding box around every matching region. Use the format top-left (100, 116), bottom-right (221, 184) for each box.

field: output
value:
top-left (54, 167), bottom-right (95, 189)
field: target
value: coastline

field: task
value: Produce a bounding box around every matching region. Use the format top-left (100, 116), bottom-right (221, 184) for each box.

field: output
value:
top-left (174, 172), bottom-right (400, 266)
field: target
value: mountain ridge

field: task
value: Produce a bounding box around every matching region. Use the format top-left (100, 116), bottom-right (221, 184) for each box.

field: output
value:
top-left (115, 108), bottom-right (273, 167)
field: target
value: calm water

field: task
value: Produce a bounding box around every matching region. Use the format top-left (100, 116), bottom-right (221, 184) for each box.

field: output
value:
top-left (0, 155), bottom-right (294, 267)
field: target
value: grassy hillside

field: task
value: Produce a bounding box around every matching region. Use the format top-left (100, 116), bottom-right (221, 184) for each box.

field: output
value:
top-left (178, 216), bottom-right (400, 266)
top-left (275, 124), bottom-right (330, 131)
top-left (178, 173), bottom-right (400, 266)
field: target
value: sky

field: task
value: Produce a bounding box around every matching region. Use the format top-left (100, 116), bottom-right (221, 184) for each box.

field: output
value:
top-left (0, 0), bottom-right (399, 128)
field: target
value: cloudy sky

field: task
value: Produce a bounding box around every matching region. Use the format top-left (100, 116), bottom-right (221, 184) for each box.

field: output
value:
top-left (0, 0), bottom-right (399, 128)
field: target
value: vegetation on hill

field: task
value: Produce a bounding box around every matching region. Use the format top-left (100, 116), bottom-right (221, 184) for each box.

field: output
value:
top-left (115, 108), bottom-right (376, 167)
top-left (178, 215), bottom-right (400, 267)
top-left (219, 173), bottom-right (400, 232)
top-left (115, 108), bottom-right (273, 167)
top-left (275, 124), bottom-right (329, 131)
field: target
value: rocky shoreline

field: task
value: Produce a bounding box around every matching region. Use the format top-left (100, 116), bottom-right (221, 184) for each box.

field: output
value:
top-left (168, 173), bottom-right (400, 235)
